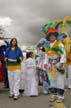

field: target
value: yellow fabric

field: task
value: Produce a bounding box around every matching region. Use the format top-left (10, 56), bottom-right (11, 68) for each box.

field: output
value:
top-left (50, 64), bottom-right (56, 78)
top-left (46, 41), bottom-right (61, 78)
top-left (46, 41), bottom-right (61, 58)
top-left (62, 37), bottom-right (71, 53)
top-left (47, 50), bottom-right (61, 58)
top-left (7, 66), bottom-right (21, 71)
top-left (61, 24), bottom-right (68, 35)
top-left (51, 41), bottom-right (61, 48)
top-left (66, 53), bottom-right (71, 65)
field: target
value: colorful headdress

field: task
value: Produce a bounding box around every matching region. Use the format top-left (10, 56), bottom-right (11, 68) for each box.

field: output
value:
top-left (45, 28), bottom-right (59, 40)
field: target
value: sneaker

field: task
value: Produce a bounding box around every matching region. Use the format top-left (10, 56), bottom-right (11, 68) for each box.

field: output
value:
top-left (30, 95), bottom-right (38, 97)
top-left (56, 95), bottom-right (64, 103)
top-left (13, 96), bottom-right (19, 100)
top-left (68, 88), bottom-right (71, 90)
top-left (56, 99), bottom-right (64, 103)
top-left (9, 94), bottom-right (14, 98)
top-left (43, 92), bottom-right (49, 95)
top-left (49, 95), bottom-right (57, 102)
top-left (43, 90), bottom-right (49, 95)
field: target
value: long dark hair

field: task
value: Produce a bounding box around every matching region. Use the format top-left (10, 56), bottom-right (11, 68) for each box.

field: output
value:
top-left (26, 52), bottom-right (33, 59)
top-left (10, 38), bottom-right (18, 49)
top-left (39, 47), bottom-right (45, 52)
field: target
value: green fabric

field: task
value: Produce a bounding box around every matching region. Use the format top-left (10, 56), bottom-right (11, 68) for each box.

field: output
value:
top-left (51, 46), bottom-right (64, 54)
top-left (45, 43), bottom-right (64, 55)
top-left (7, 61), bottom-right (20, 66)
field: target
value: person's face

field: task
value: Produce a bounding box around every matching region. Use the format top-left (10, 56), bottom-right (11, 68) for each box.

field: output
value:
top-left (31, 53), bottom-right (34, 58)
top-left (39, 50), bottom-right (44, 55)
top-left (49, 35), bottom-right (56, 42)
top-left (12, 39), bottom-right (17, 46)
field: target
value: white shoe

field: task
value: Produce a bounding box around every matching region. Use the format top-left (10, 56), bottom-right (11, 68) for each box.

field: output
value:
top-left (9, 94), bottom-right (14, 98)
top-left (13, 96), bottom-right (19, 100)
top-left (49, 95), bottom-right (57, 102)
top-left (56, 99), bottom-right (64, 103)
top-left (56, 95), bottom-right (64, 103)
top-left (43, 91), bottom-right (48, 95)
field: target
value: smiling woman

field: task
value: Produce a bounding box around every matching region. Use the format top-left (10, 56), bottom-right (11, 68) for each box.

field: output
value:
top-left (5, 38), bottom-right (23, 100)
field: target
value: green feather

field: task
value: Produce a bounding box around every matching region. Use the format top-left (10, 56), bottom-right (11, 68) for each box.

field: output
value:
top-left (66, 20), bottom-right (71, 25)
top-left (42, 22), bottom-right (57, 33)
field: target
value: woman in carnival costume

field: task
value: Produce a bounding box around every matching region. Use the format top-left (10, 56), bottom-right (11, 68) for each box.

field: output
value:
top-left (45, 28), bottom-right (66, 102)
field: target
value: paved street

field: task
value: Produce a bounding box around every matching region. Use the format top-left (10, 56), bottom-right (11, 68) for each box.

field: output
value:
top-left (0, 83), bottom-right (71, 108)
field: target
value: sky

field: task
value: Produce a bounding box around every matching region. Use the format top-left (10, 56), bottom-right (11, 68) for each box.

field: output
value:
top-left (0, 0), bottom-right (71, 46)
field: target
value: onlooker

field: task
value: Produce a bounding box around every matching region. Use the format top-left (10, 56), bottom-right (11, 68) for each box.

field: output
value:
top-left (0, 39), bottom-right (9, 88)
top-left (5, 38), bottom-right (23, 100)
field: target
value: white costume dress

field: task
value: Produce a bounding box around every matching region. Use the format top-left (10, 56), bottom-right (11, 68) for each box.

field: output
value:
top-left (49, 41), bottom-right (66, 90)
top-left (24, 57), bottom-right (38, 96)
top-left (46, 41), bottom-right (66, 101)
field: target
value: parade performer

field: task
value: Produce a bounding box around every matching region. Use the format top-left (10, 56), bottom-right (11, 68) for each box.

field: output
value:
top-left (37, 47), bottom-right (50, 95)
top-left (0, 39), bottom-right (9, 85)
top-left (0, 55), bottom-right (4, 82)
top-left (61, 24), bottom-right (71, 89)
top-left (63, 36), bottom-right (71, 89)
top-left (3, 40), bottom-right (9, 88)
top-left (37, 28), bottom-right (66, 102)
top-left (44, 28), bottom-right (66, 102)
top-left (0, 40), bottom-right (5, 83)
top-left (5, 38), bottom-right (23, 100)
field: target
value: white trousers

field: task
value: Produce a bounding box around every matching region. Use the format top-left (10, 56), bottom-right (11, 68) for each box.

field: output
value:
top-left (8, 70), bottom-right (21, 96)
top-left (50, 73), bottom-right (64, 90)
top-left (43, 80), bottom-right (49, 94)
top-left (67, 65), bottom-right (71, 88)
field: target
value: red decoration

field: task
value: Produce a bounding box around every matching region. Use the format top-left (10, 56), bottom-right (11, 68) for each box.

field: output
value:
top-left (0, 56), bottom-right (4, 82)
top-left (45, 28), bottom-right (58, 35)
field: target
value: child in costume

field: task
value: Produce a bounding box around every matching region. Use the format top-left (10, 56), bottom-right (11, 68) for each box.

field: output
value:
top-left (37, 47), bottom-right (50, 95)
top-left (24, 52), bottom-right (38, 97)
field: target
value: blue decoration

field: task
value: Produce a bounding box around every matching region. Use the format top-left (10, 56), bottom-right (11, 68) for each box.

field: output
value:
top-left (57, 34), bottom-right (67, 40)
